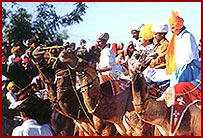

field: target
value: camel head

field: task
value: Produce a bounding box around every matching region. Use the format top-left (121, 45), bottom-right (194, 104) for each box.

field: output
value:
top-left (59, 48), bottom-right (93, 71)
top-left (128, 49), bottom-right (158, 80)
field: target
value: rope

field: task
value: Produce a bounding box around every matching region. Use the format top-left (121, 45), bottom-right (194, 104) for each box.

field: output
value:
top-left (67, 68), bottom-right (94, 127)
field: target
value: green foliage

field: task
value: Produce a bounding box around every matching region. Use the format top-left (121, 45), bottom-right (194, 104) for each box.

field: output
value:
top-left (33, 2), bottom-right (88, 41)
top-left (2, 2), bottom-right (88, 47)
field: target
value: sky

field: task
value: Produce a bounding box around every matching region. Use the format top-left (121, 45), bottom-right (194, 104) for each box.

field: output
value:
top-left (2, 2), bottom-right (201, 49)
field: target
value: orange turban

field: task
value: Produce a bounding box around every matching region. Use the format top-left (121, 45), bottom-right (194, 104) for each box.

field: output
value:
top-left (169, 10), bottom-right (184, 29)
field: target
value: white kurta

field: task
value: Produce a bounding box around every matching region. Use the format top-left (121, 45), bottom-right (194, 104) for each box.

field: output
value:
top-left (174, 29), bottom-right (199, 68)
top-left (12, 119), bottom-right (53, 136)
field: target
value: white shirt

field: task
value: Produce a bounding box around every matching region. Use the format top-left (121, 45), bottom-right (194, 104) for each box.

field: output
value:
top-left (6, 91), bottom-right (18, 104)
top-left (132, 38), bottom-right (142, 51)
top-left (12, 119), bottom-right (53, 136)
top-left (175, 29), bottom-right (199, 68)
top-left (97, 46), bottom-right (117, 72)
top-left (140, 43), bottom-right (155, 51)
top-left (6, 91), bottom-right (22, 109)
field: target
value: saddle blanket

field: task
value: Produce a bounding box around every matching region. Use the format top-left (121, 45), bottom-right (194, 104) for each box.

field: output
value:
top-left (169, 82), bottom-right (201, 136)
top-left (99, 73), bottom-right (130, 95)
top-left (109, 79), bottom-right (130, 95)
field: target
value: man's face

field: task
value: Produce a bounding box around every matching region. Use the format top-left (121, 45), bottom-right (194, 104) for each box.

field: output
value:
top-left (96, 39), bottom-right (106, 49)
top-left (81, 42), bottom-right (86, 47)
top-left (154, 32), bottom-right (165, 42)
top-left (131, 30), bottom-right (139, 40)
top-left (170, 26), bottom-right (181, 35)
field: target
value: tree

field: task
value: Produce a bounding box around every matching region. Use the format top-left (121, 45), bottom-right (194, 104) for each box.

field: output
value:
top-left (2, 2), bottom-right (88, 49)
top-left (32, 2), bottom-right (88, 42)
top-left (2, 2), bottom-right (33, 47)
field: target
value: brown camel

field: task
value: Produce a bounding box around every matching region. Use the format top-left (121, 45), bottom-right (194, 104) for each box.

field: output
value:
top-left (128, 50), bottom-right (201, 136)
top-left (58, 48), bottom-right (154, 136)
top-left (31, 46), bottom-right (117, 136)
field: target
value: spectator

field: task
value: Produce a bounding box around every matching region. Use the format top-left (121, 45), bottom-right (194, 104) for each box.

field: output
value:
top-left (89, 44), bottom-right (101, 68)
top-left (111, 42), bottom-right (118, 55)
top-left (63, 41), bottom-right (70, 49)
top-left (11, 95), bottom-right (53, 136)
top-left (21, 57), bottom-right (38, 85)
top-left (124, 41), bottom-right (135, 62)
top-left (77, 39), bottom-right (87, 51)
top-left (69, 42), bottom-right (76, 51)
top-left (116, 50), bottom-right (125, 65)
top-left (7, 46), bottom-right (21, 72)
top-left (166, 10), bottom-right (200, 86)
top-left (6, 82), bottom-right (22, 110)
top-left (117, 43), bottom-right (124, 51)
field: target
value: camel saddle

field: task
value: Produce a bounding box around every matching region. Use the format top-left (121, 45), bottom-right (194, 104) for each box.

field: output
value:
top-left (169, 82), bottom-right (201, 136)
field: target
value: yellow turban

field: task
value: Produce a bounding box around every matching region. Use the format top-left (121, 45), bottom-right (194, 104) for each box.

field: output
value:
top-left (169, 10), bottom-right (184, 29)
top-left (6, 81), bottom-right (15, 91)
top-left (139, 24), bottom-right (154, 40)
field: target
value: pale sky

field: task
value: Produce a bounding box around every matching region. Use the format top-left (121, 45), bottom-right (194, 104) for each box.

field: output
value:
top-left (2, 2), bottom-right (201, 49)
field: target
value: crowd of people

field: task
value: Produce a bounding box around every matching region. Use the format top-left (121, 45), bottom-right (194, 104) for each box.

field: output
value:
top-left (2, 10), bottom-right (201, 136)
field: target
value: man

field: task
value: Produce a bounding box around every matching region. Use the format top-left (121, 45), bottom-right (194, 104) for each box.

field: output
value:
top-left (7, 46), bottom-right (21, 72)
top-left (77, 39), bottom-right (87, 51)
top-left (129, 22), bottom-right (145, 51)
top-left (166, 10), bottom-right (200, 86)
top-left (150, 24), bottom-right (169, 69)
top-left (6, 81), bottom-right (22, 110)
top-left (145, 24), bottom-right (171, 83)
top-left (137, 24), bottom-right (156, 82)
top-left (95, 32), bottom-right (124, 83)
top-left (11, 95), bottom-right (53, 136)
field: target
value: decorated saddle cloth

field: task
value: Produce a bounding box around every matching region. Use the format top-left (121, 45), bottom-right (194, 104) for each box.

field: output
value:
top-left (99, 73), bottom-right (130, 95)
top-left (109, 79), bottom-right (130, 95)
top-left (169, 82), bottom-right (201, 136)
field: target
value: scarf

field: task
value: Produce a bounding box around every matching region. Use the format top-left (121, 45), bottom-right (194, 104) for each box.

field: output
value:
top-left (166, 34), bottom-right (177, 75)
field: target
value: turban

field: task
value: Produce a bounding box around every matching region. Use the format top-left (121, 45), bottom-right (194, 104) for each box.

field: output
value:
top-left (129, 22), bottom-right (145, 32)
top-left (95, 32), bottom-right (109, 41)
top-left (152, 24), bottom-right (169, 33)
top-left (11, 46), bottom-right (20, 54)
top-left (169, 10), bottom-right (184, 29)
top-left (7, 81), bottom-right (15, 91)
top-left (139, 24), bottom-right (154, 40)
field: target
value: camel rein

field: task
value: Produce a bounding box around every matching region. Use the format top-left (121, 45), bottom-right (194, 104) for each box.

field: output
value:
top-left (65, 63), bottom-right (95, 127)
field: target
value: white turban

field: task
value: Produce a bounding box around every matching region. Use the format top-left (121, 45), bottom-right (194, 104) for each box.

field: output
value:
top-left (152, 24), bottom-right (169, 33)
top-left (129, 22), bottom-right (145, 32)
top-left (95, 32), bottom-right (109, 41)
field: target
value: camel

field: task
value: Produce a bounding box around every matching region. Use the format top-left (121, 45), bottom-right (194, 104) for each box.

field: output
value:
top-left (58, 48), bottom-right (154, 136)
top-left (30, 46), bottom-right (117, 136)
top-left (128, 50), bottom-right (201, 136)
